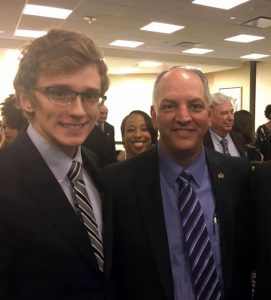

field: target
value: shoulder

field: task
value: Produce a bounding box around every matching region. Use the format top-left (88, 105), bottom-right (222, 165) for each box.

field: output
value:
top-left (105, 122), bottom-right (114, 130)
top-left (205, 147), bottom-right (250, 173)
top-left (101, 148), bottom-right (158, 182)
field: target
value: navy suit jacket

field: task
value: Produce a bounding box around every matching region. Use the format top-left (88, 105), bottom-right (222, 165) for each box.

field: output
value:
top-left (0, 129), bottom-right (113, 299)
top-left (102, 148), bottom-right (252, 300)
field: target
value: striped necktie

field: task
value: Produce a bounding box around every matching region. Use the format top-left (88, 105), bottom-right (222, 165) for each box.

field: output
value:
top-left (220, 138), bottom-right (230, 155)
top-left (67, 161), bottom-right (104, 272)
top-left (177, 171), bottom-right (221, 300)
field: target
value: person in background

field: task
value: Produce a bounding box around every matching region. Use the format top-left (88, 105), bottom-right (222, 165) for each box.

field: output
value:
top-left (0, 29), bottom-right (114, 299)
top-left (97, 104), bottom-right (116, 153)
top-left (102, 67), bottom-right (252, 300)
top-left (0, 94), bottom-right (27, 148)
top-left (119, 110), bottom-right (157, 160)
top-left (204, 92), bottom-right (247, 157)
top-left (255, 104), bottom-right (271, 160)
top-left (233, 110), bottom-right (263, 164)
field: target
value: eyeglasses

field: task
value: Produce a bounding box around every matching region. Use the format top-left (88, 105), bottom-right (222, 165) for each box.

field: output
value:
top-left (31, 86), bottom-right (106, 107)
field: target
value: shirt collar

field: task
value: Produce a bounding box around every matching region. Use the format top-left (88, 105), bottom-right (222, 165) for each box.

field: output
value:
top-left (158, 142), bottom-right (206, 188)
top-left (27, 124), bottom-right (82, 183)
top-left (209, 128), bottom-right (230, 144)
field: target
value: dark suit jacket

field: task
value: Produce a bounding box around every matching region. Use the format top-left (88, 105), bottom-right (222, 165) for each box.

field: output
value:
top-left (84, 125), bottom-right (116, 167)
top-left (0, 129), bottom-right (113, 299)
top-left (101, 148), bottom-right (252, 300)
top-left (204, 129), bottom-right (247, 158)
top-left (253, 161), bottom-right (271, 299)
top-left (103, 122), bottom-right (116, 154)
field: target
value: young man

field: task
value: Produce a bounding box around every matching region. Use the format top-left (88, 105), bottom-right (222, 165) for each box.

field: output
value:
top-left (102, 67), bottom-right (252, 299)
top-left (0, 29), bottom-right (113, 299)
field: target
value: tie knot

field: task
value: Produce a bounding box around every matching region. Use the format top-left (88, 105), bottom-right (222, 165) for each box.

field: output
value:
top-left (67, 161), bottom-right (82, 183)
top-left (220, 138), bottom-right (228, 147)
top-left (177, 170), bottom-right (191, 187)
top-left (220, 138), bottom-right (230, 155)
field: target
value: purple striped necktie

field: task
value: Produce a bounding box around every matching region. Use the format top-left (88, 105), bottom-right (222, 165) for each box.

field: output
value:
top-left (220, 138), bottom-right (230, 155)
top-left (177, 171), bottom-right (222, 300)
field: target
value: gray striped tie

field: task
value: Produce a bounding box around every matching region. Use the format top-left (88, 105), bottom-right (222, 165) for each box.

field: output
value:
top-left (67, 161), bottom-right (104, 272)
top-left (177, 171), bottom-right (221, 300)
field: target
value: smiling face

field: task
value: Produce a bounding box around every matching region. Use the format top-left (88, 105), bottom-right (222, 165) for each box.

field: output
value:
top-left (151, 68), bottom-right (211, 166)
top-left (123, 113), bottom-right (152, 159)
top-left (19, 64), bottom-right (101, 158)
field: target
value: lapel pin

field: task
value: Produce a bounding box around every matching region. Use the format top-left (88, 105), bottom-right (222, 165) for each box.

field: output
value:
top-left (217, 172), bottom-right (224, 179)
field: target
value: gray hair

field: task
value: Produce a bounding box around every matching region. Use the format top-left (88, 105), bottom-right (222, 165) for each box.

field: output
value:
top-left (210, 92), bottom-right (233, 105)
top-left (152, 67), bottom-right (212, 109)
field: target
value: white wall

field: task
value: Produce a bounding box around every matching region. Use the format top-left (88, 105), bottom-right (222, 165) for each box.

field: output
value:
top-left (106, 74), bottom-right (156, 141)
top-left (255, 62), bottom-right (271, 128)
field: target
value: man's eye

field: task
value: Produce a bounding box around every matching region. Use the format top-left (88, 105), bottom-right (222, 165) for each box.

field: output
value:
top-left (84, 92), bottom-right (99, 102)
top-left (160, 103), bottom-right (176, 112)
top-left (190, 103), bottom-right (204, 112)
top-left (48, 88), bottom-right (69, 98)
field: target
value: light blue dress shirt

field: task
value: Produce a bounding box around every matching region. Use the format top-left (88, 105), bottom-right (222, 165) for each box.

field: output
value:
top-left (158, 144), bottom-right (223, 300)
top-left (26, 124), bottom-right (103, 235)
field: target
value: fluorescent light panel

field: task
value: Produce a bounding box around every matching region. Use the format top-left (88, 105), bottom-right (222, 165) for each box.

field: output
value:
top-left (182, 48), bottom-right (214, 54)
top-left (225, 34), bottom-right (265, 43)
top-left (14, 29), bottom-right (47, 38)
top-left (23, 4), bottom-right (72, 19)
top-left (140, 22), bottom-right (184, 34)
top-left (109, 40), bottom-right (144, 48)
top-left (192, 0), bottom-right (250, 10)
top-left (241, 53), bottom-right (270, 59)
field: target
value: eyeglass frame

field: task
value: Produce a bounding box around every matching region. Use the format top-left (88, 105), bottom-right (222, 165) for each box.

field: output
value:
top-left (30, 86), bottom-right (107, 106)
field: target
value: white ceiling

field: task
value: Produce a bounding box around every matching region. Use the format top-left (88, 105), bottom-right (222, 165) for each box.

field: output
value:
top-left (1, 0), bottom-right (271, 73)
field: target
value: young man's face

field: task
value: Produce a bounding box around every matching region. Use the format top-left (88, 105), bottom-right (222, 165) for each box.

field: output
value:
top-left (20, 64), bottom-right (101, 157)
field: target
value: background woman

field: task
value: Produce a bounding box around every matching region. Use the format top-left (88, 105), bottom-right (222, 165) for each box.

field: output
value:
top-left (119, 110), bottom-right (157, 160)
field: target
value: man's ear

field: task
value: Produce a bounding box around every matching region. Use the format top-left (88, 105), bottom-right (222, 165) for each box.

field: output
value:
top-left (19, 90), bottom-right (34, 113)
top-left (150, 105), bottom-right (158, 130)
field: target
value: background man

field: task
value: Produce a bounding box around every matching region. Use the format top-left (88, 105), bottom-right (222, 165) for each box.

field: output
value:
top-left (102, 67), bottom-right (252, 299)
top-left (84, 104), bottom-right (116, 166)
top-left (0, 29), bottom-right (113, 299)
top-left (204, 92), bottom-right (246, 157)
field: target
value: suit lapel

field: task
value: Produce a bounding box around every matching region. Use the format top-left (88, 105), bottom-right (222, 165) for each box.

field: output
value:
top-left (14, 131), bottom-right (101, 273)
top-left (205, 149), bottom-right (235, 293)
top-left (133, 150), bottom-right (173, 300)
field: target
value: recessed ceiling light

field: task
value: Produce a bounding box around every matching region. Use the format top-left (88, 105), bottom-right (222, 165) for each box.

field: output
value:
top-left (140, 22), bottom-right (184, 34)
top-left (14, 29), bottom-right (47, 38)
top-left (109, 40), bottom-right (144, 48)
top-left (192, 0), bottom-right (251, 10)
top-left (137, 61), bottom-right (162, 68)
top-left (225, 34), bottom-right (265, 43)
top-left (243, 17), bottom-right (271, 29)
top-left (182, 48), bottom-right (214, 54)
top-left (240, 53), bottom-right (270, 59)
top-left (23, 4), bottom-right (72, 19)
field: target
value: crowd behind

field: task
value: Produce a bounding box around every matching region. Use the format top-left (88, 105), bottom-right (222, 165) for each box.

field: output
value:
top-left (0, 28), bottom-right (270, 300)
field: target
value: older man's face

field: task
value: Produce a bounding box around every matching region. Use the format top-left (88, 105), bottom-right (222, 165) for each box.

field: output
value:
top-left (210, 100), bottom-right (234, 138)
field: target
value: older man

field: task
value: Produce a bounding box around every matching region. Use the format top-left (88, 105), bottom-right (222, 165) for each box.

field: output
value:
top-left (204, 92), bottom-right (246, 157)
